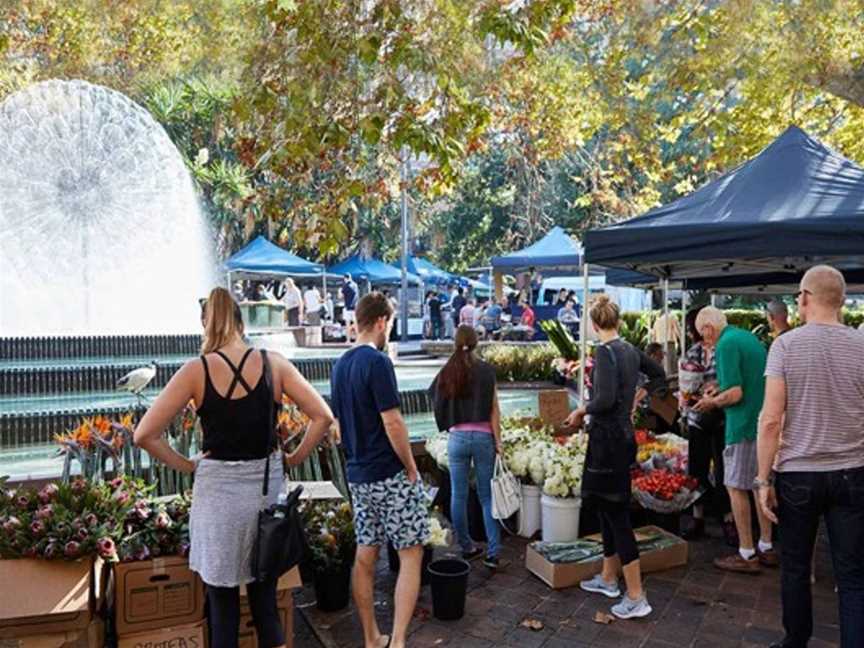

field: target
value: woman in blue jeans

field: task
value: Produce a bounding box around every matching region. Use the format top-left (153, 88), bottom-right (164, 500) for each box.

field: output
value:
top-left (429, 325), bottom-right (502, 568)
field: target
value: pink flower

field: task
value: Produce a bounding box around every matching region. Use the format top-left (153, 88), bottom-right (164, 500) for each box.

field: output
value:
top-left (2, 516), bottom-right (22, 535)
top-left (97, 537), bottom-right (117, 560)
top-left (154, 512), bottom-right (172, 530)
top-left (113, 491), bottom-right (130, 506)
top-left (38, 483), bottom-right (59, 504)
top-left (108, 477), bottom-right (124, 489)
top-left (30, 520), bottom-right (45, 536)
top-left (70, 478), bottom-right (87, 494)
top-left (84, 513), bottom-right (98, 527)
top-left (132, 500), bottom-right (151, 521)
top-left (76, 527), bottom-right (89, 541)
top-left (64, 541), bottom-right (81, 558)
top-left (36, 505), bottom-right (53, 520)
top-left (16, 494), bottom-right (31, 508)
top-left (43, 542), bottom-right (59, 559)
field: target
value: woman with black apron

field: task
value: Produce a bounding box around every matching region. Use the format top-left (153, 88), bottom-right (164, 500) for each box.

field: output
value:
top-left (565, 295), bottom-right (665, 620)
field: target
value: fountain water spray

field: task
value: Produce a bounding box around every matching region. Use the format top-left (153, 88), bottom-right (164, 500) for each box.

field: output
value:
top-left (0, 79), bottom-right (217, 336)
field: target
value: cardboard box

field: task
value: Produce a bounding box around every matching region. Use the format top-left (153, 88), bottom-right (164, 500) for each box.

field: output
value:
top-left (283, 481), bottom-right (343, 500)
top-left (116, 620), bottom-right (206, 648)
top-left (525, 526), bottom-right (688, 590)
top-left (112, 557), bottom-right (205, 637)
top-left (0, 620), bottom-right (104, 648)
top-left (538, 390), bottom-right (571, 427)
top-left (0, 559), bottom-right (94, 639)
top-left (239, 567), bottom-right (302, 613)
top-left (238, 604), bottom-right (292, 648)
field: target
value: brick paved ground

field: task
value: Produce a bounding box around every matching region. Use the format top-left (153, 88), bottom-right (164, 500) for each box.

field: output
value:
top-left (294, 521), bottom-right (841, 648)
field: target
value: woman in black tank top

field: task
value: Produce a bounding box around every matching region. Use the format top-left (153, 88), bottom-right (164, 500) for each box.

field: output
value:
top-left (135, 288), bottom-right (334, 648)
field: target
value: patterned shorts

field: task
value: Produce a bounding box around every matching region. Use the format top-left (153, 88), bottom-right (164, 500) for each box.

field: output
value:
top-left (349, 471), bottom-right (430, 549)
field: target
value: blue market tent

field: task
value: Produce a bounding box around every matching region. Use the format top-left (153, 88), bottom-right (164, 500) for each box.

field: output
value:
top-left (392, 256), bottom-right (455, 285)
top-left (584, 126), bottom-right (864, 281)
top-left (491, 226), bottom-right (582, 271)
top-left (330, 254), bottom-right (421, 286)
top-left (225, 236), bottom-right (325, 276)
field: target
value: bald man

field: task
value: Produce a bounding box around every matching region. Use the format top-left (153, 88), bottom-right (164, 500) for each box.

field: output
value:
top-left (756, 265), bottom-right (864, 648)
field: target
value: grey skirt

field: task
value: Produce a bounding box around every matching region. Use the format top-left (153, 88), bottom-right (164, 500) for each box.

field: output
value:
top-left (189, 452), bottom-right (283, 587)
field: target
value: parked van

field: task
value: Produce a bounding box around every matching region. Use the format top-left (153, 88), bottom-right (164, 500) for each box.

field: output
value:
top-left (537, 275), bottom-right (650, 312)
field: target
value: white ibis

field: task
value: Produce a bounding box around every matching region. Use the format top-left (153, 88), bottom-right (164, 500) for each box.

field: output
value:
top-left (116, 362), bottom-right (158, 400)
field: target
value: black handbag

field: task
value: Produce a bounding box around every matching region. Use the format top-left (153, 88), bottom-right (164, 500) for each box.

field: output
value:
top-left (251, 351), bottom-right (308, 582)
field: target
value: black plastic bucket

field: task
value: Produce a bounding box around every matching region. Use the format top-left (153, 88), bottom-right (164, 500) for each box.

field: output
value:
top-left (313, 566), bottom-right (352, 612)
top-left (428, 558), bottom-right (470, 621)
top-left (386, 543), bottom-right (434, 585)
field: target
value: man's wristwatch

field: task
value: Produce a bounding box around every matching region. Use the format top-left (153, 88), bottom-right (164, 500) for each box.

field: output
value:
top-left (753, 474), bottom-right (775, 490)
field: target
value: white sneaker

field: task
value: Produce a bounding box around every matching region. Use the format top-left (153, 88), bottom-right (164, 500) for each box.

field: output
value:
top-left (579, 574), bottom-right (621, 599)
top-left (611, 594), bottom-right (652, 619)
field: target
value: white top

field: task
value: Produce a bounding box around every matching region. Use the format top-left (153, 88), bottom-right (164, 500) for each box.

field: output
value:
top-left (283, 286), bottom-right (302, 310)
top-left (304, 288), bottom-right (321, 311)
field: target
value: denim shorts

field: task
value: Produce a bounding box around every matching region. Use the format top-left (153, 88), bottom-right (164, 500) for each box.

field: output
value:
top-left (349, 470), bottom-right (430, 549)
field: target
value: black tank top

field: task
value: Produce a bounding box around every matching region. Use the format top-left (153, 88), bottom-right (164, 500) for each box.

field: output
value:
top-left (198, 348), bottom-right (278, 461)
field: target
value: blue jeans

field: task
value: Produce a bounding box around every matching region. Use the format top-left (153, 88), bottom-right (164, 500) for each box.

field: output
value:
top-left (447, 431), bottom-right (500, 558)
top-left (776, 466), bottom-right (864, 648)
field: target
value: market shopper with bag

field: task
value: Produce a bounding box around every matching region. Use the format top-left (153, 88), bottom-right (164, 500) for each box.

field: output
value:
top-left (756, 266), bottom-right (864, 648)
top-left (564, 295), bottom-right (665, 620)
top-left (429, 324), bottom-right (504, 569)
top-left (134, 287), bottom-right (334, 648)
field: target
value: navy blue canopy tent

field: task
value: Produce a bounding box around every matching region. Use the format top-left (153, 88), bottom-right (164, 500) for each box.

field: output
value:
top-left (225, 236), bottom-right (325, 277)
top-left (584, 126), bottom-right (864, 282)
top-left (330, 254), bottom-right (421, 286)
top-left (394, 256), bottom-right (455, 285)
top-left (491, 226), bottom-right (582, 271)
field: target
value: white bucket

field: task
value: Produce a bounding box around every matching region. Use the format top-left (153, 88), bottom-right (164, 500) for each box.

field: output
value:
top-left (541, 494), bottom-right (582, 542)
top-left (517, 484), bottom-right (542, 538)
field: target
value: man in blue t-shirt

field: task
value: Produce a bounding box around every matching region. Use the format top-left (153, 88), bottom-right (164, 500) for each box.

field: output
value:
top-left (330, 292), bottom-right (428, 648)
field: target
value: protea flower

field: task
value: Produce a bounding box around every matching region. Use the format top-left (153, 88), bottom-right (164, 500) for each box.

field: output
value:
top-left (76, 527), bottom-right (89, 541)
top-left (30, 520), bottom-right (46, 536)
top-left (70, 478), bottom-right (87, 494)
top-left (36, 505), bottom-right (54, 520)
top-left (43, 542), bottom-right (59, 559)
top-left (97, 537), bottom-right (117, 560)
top-left (64, 541), bottom-right (81, 558)
top-left (108, 477), bottom-right (124, 489)
top-left (154, 512), bottom-right (172, 530)
top-left (113, 490), bottom-right (130, 506)
top-left (16, 494), bottom-right (31, 508)
top-left (38, 483), bottom-right (59, 504)
top-left (132, 501), bottom-right (151, 520)
top-left (84, 513), bottom-right (98, 527)
top-left (2, 516), bottom-right (22, 535)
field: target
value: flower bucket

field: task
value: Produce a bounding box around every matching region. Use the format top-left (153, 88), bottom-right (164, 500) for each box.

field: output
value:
top-left (518, 484), bottom-right (542, 538)
top-left (428, 559), bottom-right (470, 621)
top-left (313, 565), bottom-right (352, 612)
top-left (541, 494), bottom-right (581, 542)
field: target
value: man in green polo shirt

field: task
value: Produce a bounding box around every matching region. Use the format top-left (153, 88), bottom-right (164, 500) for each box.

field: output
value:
top-left (694, 306), bottom-right (775, 573)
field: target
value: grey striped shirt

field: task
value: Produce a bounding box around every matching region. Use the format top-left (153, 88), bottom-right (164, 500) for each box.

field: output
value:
top-left (765, 323), bottom-right (864, 472)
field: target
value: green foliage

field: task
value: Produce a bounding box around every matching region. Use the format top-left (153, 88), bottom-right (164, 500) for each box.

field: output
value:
top-left (479, 344), bottom-right (557, 382)
top-left (539, 320), bottom-right (580, 360)
top-left (620, 311), bottom-right (653, 349)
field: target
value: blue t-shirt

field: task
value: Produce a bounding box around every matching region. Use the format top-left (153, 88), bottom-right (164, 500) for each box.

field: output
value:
top-left (330, 345), bottom-right (403, 484)
top-left (341, 282), bottom-right (358, 309)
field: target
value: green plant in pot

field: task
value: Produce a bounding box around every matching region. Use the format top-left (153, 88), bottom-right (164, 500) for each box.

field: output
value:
top-left (302, 500), bottom-right (356, 612)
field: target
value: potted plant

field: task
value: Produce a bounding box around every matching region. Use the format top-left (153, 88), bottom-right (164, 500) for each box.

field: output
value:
top-left (301, 500), bottom-right (356, 612)
top-left (540, 440), bottom-right (586, 542)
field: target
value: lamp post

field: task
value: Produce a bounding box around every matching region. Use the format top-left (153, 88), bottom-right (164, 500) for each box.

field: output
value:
top-left (400, 148), bottom-right (410, 342)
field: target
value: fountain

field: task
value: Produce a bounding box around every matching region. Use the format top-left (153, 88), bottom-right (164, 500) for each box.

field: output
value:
top-left (0, 79), bottom-right (216, 336)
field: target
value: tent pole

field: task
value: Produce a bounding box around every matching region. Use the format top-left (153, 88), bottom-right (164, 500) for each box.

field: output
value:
top-left (322, 269), bottom-right (327, 319)
top-left (400, 149), bottom-right (410, 343)
top-left (663, 278), bottom-right (671, 374)
top-left (579, 263), bottom-right (590, 405)
top-left (680, 282), bottom-right (688, 360)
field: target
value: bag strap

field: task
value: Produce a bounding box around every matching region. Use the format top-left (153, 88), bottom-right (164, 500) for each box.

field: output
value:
top-left (261, 349), bottom-right (277, 498)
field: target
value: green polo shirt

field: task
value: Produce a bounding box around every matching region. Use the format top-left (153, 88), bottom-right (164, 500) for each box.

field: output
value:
top-left (715, 326), bottom-right (767, 445)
